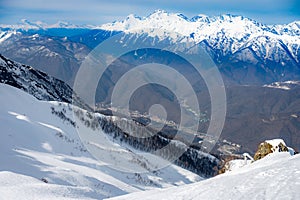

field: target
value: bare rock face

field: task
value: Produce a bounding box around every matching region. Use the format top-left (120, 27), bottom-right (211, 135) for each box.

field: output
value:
top-left (253, 139), bottom-right (289, 161)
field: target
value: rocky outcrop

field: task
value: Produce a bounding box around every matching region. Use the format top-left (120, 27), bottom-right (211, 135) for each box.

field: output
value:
top-left (253, 139), bottom-right (289, 161)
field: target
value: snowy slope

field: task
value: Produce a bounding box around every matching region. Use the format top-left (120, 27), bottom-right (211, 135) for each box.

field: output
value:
top-left (0, 171), bottom-right (97, 200)
top-left (0, 83), bottom-right (201, 199)
top-left (108, 152), bottom-right (300, 200)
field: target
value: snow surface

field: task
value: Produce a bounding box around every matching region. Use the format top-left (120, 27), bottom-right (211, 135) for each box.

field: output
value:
top-left (225, 159), bottom-right (252, 172)
top-left (108, 153), bottom-right (300, 200)
top-left (265, 139), bottom-right (287, 149)
top-left (0, 83), bottom-right (201, 199)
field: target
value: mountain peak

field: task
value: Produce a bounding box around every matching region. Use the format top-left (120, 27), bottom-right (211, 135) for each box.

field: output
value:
top-left (18, 19), bottom-right (45, 29)
top-left (148, 10), bottom-right (189, 21)
top-left (147, 10), bottom-right (189, 21)
top-left (149, 9), bottom-right (169, 16)
top-left (190, 14), bottom-right (209, 22)
top-left (126, 14), bottom-right (141, 20)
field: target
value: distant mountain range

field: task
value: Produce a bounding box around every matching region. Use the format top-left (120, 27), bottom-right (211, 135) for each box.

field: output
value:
top-left (0, 10), bottom-right (300, 153)
top-left (0, 10), bottom-right (299, 85)
top-left (0, 18), bottom-right (96, 30)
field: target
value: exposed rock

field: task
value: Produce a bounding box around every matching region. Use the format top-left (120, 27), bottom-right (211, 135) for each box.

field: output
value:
top-left (253, 139), bottom-right (289, 161)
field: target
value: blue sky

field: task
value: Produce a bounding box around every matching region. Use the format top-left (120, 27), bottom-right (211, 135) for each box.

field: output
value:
top-left (0, 0), bottom-right (299, 25)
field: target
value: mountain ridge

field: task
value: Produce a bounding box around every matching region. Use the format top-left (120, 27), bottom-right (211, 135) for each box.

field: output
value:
top-left (0, 54), bottom-right (89, 110)
top-left (2, 10), bottom-right (299, 31)
top-left (0, 11), bottom-right (299, 86)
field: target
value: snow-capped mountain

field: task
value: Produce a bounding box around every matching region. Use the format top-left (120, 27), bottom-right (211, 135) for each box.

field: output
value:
top-left (108, 152), bottom-right (300, 200)
top-left (97, 10), bottom-right (300, 84)
top-left (100, 10), bottom-right (299, 58)
top-left (0, 10), bottom-right (299, 85)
